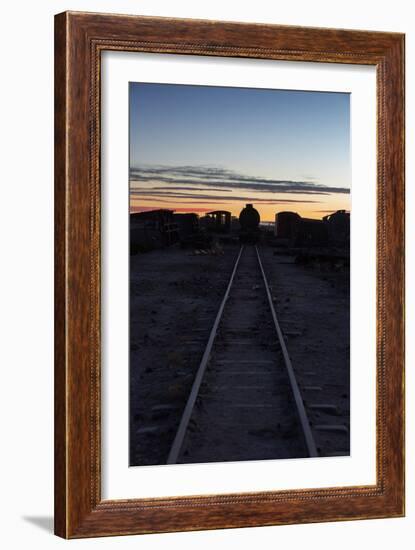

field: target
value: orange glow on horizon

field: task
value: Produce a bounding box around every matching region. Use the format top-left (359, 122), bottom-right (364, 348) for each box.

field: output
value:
top-left (130, 196), bottom-right (350, 221)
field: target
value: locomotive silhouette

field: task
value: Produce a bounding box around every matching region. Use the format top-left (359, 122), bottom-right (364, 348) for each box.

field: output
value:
top-left (239, 203), bottom-right (261, 243)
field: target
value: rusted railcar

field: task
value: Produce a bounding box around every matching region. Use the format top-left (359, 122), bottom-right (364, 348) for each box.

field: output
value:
top-left (239, 203), bottom-right (261, 243)
top-left (130, 209), bottom-right (179, 253)
top-left (200, 210), bottom-right (231, 233)
top-left (323, 210), bottom-right (350, 246)
top-left (173, 213), bottom-right (199, 238)
top-left (275, 211), bottom-right (301, 239)
top-left (275, 210), bottom-right (350, 248)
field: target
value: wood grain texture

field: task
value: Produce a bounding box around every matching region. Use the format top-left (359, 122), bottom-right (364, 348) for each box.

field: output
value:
top-left (54, 11), bottom-right (67, 538)
top-left (54, 11), bottom-right (405, 539)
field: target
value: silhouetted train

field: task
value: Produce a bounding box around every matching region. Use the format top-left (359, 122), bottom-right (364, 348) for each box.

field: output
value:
top-left (200, 210), bottom-right (231, 233)
top-left (239, 203), bottom-right (261, 243)
top-left (275, 210), bottom-right (350, 248)
top-left (130, 209), bottom-right (179, 253)
top-left (130, 205), bottom-right (264, 252)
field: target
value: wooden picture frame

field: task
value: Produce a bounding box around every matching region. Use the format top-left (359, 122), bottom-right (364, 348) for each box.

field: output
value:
top-left (54, 11), bottom-right (405, 538)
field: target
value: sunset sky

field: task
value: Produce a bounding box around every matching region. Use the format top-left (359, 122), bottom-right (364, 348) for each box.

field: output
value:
top-left (129, 83), bottom-right (350, 221)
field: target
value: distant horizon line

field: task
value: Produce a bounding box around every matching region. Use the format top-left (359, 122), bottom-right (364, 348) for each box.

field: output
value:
top-left (130, 206), bottom-right (350, 221)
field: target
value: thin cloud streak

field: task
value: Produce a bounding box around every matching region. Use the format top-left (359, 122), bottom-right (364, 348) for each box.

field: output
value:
top-left (131, 205), bottom-right (214, 213)
top-left (130, 165), bottom-right (350, 195)
top-left (130, 190), bottom-right (319, 204)
top-left (150, 186), bottom-right (232, 193)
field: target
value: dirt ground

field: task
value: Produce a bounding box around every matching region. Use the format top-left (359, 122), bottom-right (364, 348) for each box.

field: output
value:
top-left (259, 245), bottom-right (350, 457)
top-left (130, 242), bottom-right (350, 466)
top-left (129, 243), bottom-right (240, 466)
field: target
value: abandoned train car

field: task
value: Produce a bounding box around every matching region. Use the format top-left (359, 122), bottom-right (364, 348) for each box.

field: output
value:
top-left (275, 210), bottom-right (350, 248)
top-left (173, 213), bottom-right (199, 239)
top-left (200, 210), bottom-right (231, 233)
top-left (239, 203), bottom-right (261, 243)
top-left (173, 212), bottom-right (213, 249)
top-left (323, 210), bottom-right (350, 246)
top-left (130, 209), bottom-right (179, 253)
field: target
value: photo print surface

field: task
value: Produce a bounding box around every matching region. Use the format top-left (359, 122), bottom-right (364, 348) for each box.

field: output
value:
top-left (129, 82), bottom-right (350, 466)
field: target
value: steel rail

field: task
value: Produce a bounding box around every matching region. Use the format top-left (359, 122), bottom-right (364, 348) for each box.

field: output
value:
top-left (255, 245), bottom-right (318, 457)
top-left (166, 245), bottom-right (245, 464)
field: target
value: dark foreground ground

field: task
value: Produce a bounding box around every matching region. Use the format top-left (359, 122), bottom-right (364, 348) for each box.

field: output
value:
top-left (129, 242), bottom-right (349, 466)
top-left (260, 246), bottom-right (350, 457)
top-left (129, 243), bottom-right (240, 465)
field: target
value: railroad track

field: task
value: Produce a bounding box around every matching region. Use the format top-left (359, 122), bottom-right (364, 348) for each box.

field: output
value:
top-left (167, 244), bottom-right (318, 464)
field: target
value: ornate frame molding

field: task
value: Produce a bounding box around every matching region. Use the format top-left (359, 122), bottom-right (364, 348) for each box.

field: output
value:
top-left (55, 11), bottom-right (404, 538)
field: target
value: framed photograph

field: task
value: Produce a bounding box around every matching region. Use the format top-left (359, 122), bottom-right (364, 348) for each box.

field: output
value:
top-left (54, 11), bottom-right (405, 538)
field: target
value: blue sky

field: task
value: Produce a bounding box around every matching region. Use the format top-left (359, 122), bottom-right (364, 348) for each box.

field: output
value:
top-left (129, 82), bottom-right (350, 220)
